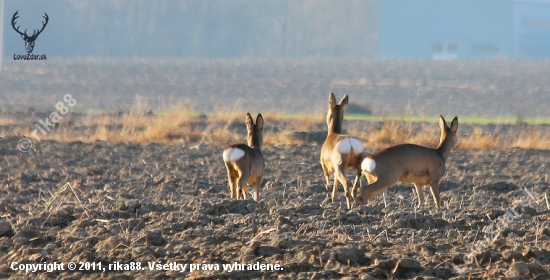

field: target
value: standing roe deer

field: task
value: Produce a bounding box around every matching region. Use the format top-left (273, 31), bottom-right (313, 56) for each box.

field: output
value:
top-left (223, 113), bottom-right (265, 202)
top-left (355, 116), bottom-right (458, 209)
top-left (320, 93), bottom-right (364, 209)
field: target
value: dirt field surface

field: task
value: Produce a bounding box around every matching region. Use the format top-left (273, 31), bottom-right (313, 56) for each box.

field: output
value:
top-left (0, 133), bottom-right (549, 279)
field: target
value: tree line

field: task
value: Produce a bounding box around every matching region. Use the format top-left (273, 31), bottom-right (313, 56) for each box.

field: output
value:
top-left (3, 0), bottom-right (378, 58)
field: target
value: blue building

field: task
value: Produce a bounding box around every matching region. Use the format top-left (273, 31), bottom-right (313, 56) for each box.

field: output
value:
top-left (378, 0), bottom-right (550, 59)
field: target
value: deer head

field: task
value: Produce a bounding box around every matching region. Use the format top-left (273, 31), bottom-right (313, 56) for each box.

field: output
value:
top-left (12, 11), bottom-right (49, 53)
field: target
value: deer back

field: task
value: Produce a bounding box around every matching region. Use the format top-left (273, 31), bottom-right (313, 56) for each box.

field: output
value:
top-left (362, 116), bottom-right (458, 183)
top-left (223, 113), bottom-right (265, 178)
top-left (321, 93), bottom-right (364, 173)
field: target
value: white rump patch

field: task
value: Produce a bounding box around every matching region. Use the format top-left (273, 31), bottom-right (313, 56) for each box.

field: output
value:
top-left (361, 157), bottom-right (376, 173)
top-left (336, 138), bottom-right (364, 154)
top-left (223, 148), bottom-right (245, 162)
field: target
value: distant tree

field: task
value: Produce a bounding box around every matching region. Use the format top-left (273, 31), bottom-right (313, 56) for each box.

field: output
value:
top-left (346, 103), bottom-right (373, 115)
top-left (4, 0), bottom-right (378, 58)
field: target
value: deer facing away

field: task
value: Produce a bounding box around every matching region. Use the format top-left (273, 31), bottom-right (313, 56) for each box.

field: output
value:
top-left (320, 93), bottom-right (364, 209)
top-left (223, 113), bottom-right (265, 202)
top-left (355, 116), bottom-right (458, 209)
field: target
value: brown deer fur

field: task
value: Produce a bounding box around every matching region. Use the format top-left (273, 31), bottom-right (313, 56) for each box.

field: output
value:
top-left (320, 93), bottom-right (364, 209)
top-left (355, 116), bottom-right (459, 209)
top-left (223, 113), bottom-right (265, 201)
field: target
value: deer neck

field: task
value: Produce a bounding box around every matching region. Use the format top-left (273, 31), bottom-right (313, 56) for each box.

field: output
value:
top-left (327, 109), bottom-right (344, 135)
top-left (435, 131), bottom-right (453, 161)
top-left (248, 132), bottom-right (262, 150)
top-left (328, 120), bottom-right (343, 135)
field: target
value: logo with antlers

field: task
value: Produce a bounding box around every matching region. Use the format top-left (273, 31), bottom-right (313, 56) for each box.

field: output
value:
top-left (11, 10), bottom-right (49, 54)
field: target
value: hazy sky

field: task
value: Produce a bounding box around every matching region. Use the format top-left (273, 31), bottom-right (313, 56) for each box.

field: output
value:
top-left (1, 0), bottom-right (378, 59)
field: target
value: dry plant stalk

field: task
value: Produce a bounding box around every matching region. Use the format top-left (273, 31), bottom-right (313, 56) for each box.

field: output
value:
top-left (245, 227), bottom-right (277, 245)
top-left (1, 96), bottom-right (549, 149)
top-left (348, 120), bottom-right (440, 150)
top-left (459, 126), bottom-right (502, 150)
top-left (513, 126), bottom-right (550, 149)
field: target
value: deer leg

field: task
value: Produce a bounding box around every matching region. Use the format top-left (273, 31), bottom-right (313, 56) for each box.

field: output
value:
top-left (321, 163), bottom-right (331, 190)
top-left (355, 175), bottom-right (395, 206)
top-left (236, 169), bottom-right (249, 200)
top-left (252, 179), bottom-right (261, 202)
top-left (414, 184), bottom-right (425, 208)
top-left (241, 184), bottom-right (249, 200)
top-left (335, 166), bottom-right (353, 209)
top-left (365, 173), bottom-right (377, 184)
top-left (331, 175), bottom-right (340, 204)
top-left (351, 169), bottom-right (361, 199)
top-left (225, 163), bottom-right (237, 199)
top-left (429, 180), bottom-right (441, 208)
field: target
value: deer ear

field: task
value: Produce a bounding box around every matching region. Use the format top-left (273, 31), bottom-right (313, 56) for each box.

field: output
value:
top-left (450, 117), bottom-right (459, 133)
top-left (339, 95), bottom-right (349, 106)
top-left (328, 93), bottom-right (337, 108)
top-left (439, 115), bottom-right (447, 131)
top-left (256, 114), bottom-right (264, 130)
top-left (245, 113), bottom-right (254, 127)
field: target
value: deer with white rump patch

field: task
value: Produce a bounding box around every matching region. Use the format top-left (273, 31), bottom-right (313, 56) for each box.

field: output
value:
top-left (223, 113), bottom-right (265, 201)
top-left (320, 93), bottom-right (364, 209)
top-left (354, 116), bottom-right (458, 209)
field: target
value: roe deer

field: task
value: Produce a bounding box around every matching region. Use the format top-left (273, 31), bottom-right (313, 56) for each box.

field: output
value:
top-left (355, 116), bottom-right (458, 209)
top-left (223, 113), bottom-right (265, 202)
top-left (320, 93), bottom-right (364, 209)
